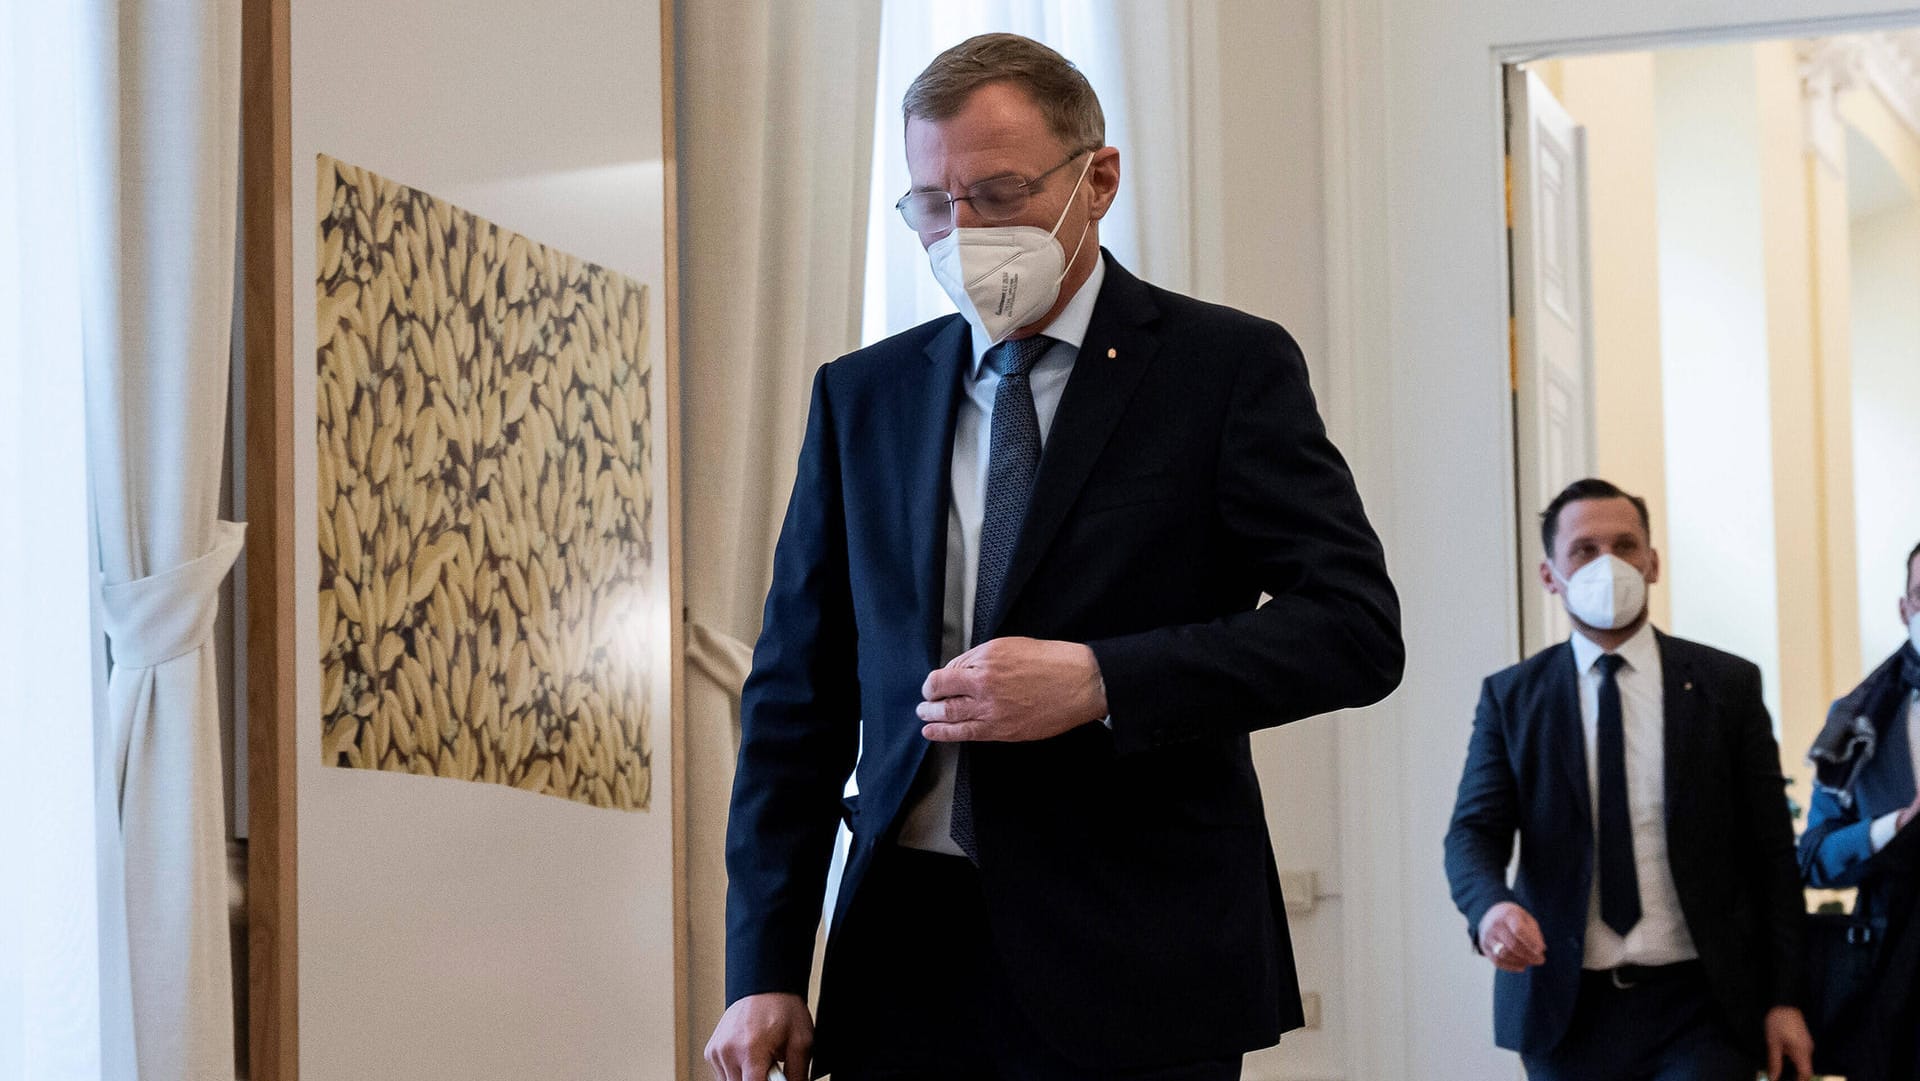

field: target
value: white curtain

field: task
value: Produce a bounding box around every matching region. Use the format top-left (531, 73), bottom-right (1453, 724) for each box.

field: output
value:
top-left (674, 0), bottom-right (883, 1073)
top-left (0, 3), bottom-right (111, 1078)
top-left (77, 0), bottom-right (245, 1079)
top-left (861, 0), bottom-right (1208, 345)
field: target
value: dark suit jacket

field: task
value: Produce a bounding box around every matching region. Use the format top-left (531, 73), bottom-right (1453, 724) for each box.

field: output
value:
top-left (1443, 631), bottom-right (1804, 1056)
top-left (723, 253), bottom-right (1403, 1071)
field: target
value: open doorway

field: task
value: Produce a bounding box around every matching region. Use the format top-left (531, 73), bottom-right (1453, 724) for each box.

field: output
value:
top-left (1504, 31), bottom-right (1920, 803)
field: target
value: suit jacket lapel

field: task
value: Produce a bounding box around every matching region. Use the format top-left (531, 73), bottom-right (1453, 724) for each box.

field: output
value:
top-left (911, 316), bottom-right (970, 667)
top-left (983, 255), bottom-right (1160, 637)
top-left (1547, 644), bottom-right (1593, 832)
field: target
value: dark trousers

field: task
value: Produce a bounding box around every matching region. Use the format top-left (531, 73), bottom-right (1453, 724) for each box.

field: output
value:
top-left (1521, 963), bottom-right (1755, 1081)
top-left (817, 845), bottom-right (1243, 1081)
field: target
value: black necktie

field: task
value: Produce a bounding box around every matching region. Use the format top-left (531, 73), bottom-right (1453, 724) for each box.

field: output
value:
top-left (951, 334), bottom-right (1052, 862)
top-left (1595, 652), bottom-right (1641, 937)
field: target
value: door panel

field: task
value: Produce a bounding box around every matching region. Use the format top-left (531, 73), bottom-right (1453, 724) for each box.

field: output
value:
top-left (1508, 66), bottom-right (1596, 657)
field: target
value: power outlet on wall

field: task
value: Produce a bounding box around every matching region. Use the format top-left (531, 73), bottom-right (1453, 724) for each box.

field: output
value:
top-left (1278, 870), bottom-right (1318, 914)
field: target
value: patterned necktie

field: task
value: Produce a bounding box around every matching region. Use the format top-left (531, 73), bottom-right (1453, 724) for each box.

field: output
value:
top-left (1594, 652), bottom-right (1642, 937)
top-left (951, 333), bottom-right (1053, 862)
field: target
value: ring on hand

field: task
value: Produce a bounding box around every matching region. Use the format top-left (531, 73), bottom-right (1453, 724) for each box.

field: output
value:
top-left (1492, 940), bottom-right (1507, 956)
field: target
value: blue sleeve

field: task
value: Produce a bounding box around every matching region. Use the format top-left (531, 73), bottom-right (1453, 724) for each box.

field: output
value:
top-left (1799, 784), bottom-right (1875, 889)
top-left (1090, 323), bottom-right (1403, 753)
top-left (723, 363), bottom-right (862, 1004)
top-left (1444, 677), bottom-right (1521, 944)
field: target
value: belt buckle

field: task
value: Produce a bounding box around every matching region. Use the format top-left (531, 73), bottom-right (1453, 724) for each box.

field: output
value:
top-left (1609, 967), bottom-right (1638, 990)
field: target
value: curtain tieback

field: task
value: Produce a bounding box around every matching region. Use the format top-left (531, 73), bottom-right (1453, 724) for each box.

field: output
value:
top-left (686, 618), bottom-right (753, 698)
top-left (98, 520), bottom-right (247, 668)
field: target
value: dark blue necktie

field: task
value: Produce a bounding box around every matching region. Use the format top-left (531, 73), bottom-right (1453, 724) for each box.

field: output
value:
top-left (1595, 652), bottom-right (1641, 937)
top-left (951, 334), bottom-right (1052, 862)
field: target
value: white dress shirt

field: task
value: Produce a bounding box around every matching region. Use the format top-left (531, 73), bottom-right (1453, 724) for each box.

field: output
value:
top-left (1570, 622), bottom-right (1700, 968)
top-left (1868, 690), bottom-right (1920, 852)
top-left (896, 257), bottom-right (1108, 854)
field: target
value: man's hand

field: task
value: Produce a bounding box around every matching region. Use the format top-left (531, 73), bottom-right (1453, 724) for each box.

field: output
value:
top-left (1764, 1005), bottom-right (1814, 1081)
top-left (918, 637), bottom-right (1107, 742)
top-left (704, 992), bottom-right (812, 1081)
top-left (1476, 901), bottom-right (1548, 973)
top-left (1897, 791), bottom-right (1920, 832)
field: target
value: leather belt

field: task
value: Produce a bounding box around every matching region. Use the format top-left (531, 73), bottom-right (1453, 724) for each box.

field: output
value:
top-left (1585, 959), bottom-right (1701, 990)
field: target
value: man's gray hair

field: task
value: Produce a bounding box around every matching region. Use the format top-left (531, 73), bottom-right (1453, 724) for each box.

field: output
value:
top-left (902, 33), bottom-right (1105, 151)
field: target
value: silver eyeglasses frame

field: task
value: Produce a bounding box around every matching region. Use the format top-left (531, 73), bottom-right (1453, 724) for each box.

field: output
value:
top-left (895, 146), bottom-right (1099, 237)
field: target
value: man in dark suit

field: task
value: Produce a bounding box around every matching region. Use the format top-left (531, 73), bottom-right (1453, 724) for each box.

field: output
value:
top-left (704, 32), bottom-right (1402, 1081)
top-left (1444, 478), bottom-right (1813, 1080)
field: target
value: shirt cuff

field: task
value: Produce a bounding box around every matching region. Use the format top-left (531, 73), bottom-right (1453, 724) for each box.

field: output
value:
top-left (1870, 810), bottom-right (1901, 853)
top-left (1100, 715), bottom-right (1113, 730)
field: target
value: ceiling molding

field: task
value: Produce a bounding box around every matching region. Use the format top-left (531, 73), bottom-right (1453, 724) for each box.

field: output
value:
top-left (1803, 31), bottom-right (1920, 151)
top-left (1798, 37), bottom-right (1861, 175)
top-left (1857, 30), bottom-right (1920, 142)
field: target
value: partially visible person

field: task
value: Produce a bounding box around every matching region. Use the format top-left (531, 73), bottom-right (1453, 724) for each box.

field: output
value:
top-left (1445, 477), bottom-right (1813, 1081)
top-left (1801, 539), bottom-right (1920, 1080)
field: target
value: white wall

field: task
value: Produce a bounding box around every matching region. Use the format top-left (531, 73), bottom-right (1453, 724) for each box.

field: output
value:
top-left (290, 2), bottom-right (678, 1079)
top-left (1850, 200), bottom-right (1920, 665)
top-left (1207, 2), bottom-right (1331, 374)
top-left (1203, 7), bottom-right (1349, 1078)
top-left (1653, 44), bottom-right (1782, 719)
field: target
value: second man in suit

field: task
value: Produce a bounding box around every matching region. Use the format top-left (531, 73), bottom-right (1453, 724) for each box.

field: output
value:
top-left (1445, 477), bottom-right (1813, 1080)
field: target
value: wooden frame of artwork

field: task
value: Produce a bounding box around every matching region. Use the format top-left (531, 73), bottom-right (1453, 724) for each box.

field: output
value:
top-left (241, 0), bottom-right (685, 1075)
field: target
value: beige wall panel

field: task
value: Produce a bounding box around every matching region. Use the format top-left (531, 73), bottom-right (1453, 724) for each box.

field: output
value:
top-left (1554, 51), bottom-right (1672, 630)
top-left (1810, 137), bottom-right (1861, 694)
top-left (1850, 201), bottom-right (1920, 668)
top-left (1755, 40), bottom-right (1827, 779)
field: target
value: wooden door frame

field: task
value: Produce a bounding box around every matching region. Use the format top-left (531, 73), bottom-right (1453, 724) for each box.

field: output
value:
top-left (240, 0), bottom-right (297, 1076)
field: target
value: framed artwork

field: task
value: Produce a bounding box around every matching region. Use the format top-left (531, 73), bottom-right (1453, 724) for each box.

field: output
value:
top-left (315, 155), bottom-right (660, 812)
top-left (242, 1), bottom-right (684, 1077)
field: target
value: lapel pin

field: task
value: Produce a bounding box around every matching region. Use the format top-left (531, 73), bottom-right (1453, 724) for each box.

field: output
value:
top-left (1107, 347), bottom-right (1117, 358)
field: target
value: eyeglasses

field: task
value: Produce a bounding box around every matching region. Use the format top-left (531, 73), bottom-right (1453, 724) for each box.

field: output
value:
top-left (896, 147), bottom-right (1097, 237)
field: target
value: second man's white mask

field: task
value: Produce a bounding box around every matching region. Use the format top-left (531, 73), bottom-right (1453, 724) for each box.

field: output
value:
top-left (1554, 553), bottom-right (1648, 632)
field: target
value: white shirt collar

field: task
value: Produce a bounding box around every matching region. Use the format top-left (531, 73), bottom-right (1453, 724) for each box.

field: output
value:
top-left (1570, 619), bottom-right (1659, 677)
top-left (967, 252), bottom-right (1108, 376)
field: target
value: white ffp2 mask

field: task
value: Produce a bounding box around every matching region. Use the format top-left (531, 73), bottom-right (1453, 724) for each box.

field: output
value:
top-left (1554, 554), bottom-right (1647, 631)
top-left (925, 155), bottom-right (1095, 344)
